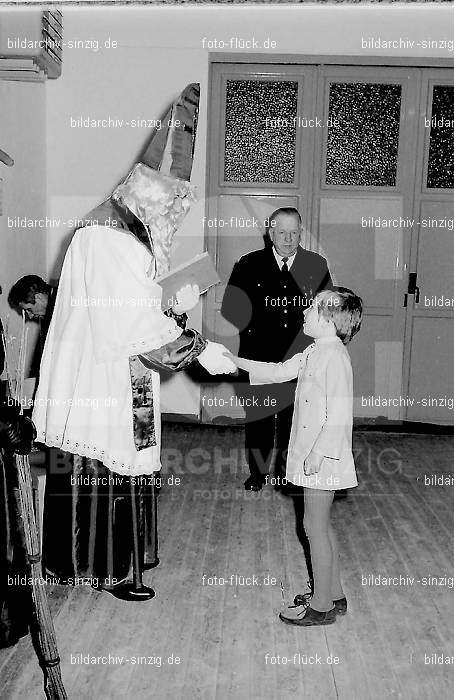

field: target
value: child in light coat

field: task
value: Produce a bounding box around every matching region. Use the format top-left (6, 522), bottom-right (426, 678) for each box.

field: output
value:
top-left (227, 287), bottom-right (363, 626)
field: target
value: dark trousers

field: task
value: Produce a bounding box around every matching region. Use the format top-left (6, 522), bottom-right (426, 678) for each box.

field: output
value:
top-left (242, 382), bottom-right (295, 482)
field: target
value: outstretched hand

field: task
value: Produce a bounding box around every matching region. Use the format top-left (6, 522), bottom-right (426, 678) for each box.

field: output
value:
top-left (197, 341), bottom-right (237, 375)
top-left (222, 351), bottom-right (250, 372)
top-left (222, 350), bottom-right (240, 365)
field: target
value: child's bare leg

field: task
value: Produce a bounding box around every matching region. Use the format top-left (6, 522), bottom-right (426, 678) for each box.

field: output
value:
top-left (303, 488), bottom-right (335, 612)
top-left (328, 522), bottom-right (344, 600)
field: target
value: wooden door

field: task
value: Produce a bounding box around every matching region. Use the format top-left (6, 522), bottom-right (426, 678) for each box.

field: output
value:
top-left (403, 71), bottom-right (454, 424)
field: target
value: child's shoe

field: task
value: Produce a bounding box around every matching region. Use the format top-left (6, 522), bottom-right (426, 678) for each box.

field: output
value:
top-left (279, 604), bottom-right (336, 626)
top-left (293, 593), bottom-right (347, 616)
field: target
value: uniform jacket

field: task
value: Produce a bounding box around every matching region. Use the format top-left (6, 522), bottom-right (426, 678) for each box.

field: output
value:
top-left (243, 337), bottom-right (356, 483)
top-left (221, 245), bottom-right (332, 362)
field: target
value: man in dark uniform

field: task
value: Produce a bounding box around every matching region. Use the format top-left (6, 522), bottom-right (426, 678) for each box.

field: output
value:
top-left (221, 207), bottom-right (333, 491)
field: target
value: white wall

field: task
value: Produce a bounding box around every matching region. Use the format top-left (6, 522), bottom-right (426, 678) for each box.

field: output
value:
top-left (45, 4), bottom-right (454, 415)
top-left (0, 79), bottom-right (46, 380)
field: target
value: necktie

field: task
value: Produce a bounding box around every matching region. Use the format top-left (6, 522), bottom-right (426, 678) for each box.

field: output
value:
top-left (281, 257), bottom-right (289, 274)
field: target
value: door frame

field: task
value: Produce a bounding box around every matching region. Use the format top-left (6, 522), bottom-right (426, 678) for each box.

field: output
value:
top-left (210, 53), bottom-right (454, 68)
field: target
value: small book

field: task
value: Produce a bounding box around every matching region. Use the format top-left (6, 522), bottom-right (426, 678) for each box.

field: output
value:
top-left (156, 251), bottom-right (220, 311)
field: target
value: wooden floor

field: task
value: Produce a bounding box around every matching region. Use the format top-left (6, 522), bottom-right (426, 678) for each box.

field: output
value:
top-left (1, 426), bottom-right (454, 699)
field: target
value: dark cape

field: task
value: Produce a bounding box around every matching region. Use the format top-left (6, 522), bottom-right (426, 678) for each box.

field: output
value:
top-left (0, 328), bottom-right (32, 646)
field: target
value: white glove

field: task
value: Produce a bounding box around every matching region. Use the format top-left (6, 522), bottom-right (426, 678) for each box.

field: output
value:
top-left (197, 341), bottom-right (237, 375)
top-left (172, 283), bottom-right (200, 314)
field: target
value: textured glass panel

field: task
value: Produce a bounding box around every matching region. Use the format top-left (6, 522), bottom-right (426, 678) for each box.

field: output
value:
top-left (427, 86), bottom-right (454, 189)
top-left (326, 83), bottom-right (401, 187)
top-left (224, 80), bottom-right (298, 183)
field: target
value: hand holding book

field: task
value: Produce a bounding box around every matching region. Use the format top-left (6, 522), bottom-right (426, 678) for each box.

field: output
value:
top-left (156, 252), bottom-right (220, 311)
top-left (172, 283), bottom-right (200, 314)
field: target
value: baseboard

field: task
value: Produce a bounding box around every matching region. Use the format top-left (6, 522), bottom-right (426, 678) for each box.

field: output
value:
top-left (353, 418), bottom-right (454, 434)
top-left (162, 413), bottom-right (454, 434)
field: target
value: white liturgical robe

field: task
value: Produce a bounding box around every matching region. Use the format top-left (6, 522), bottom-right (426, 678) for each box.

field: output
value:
top-left (32, 225), bottom-right (183, 475)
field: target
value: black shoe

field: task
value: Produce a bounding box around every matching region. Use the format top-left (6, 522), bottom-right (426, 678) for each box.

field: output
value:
top-left (244, 476), bottom-right (264, 491)
top-left (279, 604), bottom-right (336, 626)
top-left (334, 489), bottom-right (348, 501)
top-left (293, 593), bottom-right (347, 616)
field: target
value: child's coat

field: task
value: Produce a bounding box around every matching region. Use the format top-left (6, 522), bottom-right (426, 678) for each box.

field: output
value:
top-left (245, 336), bottom-right (357, 490)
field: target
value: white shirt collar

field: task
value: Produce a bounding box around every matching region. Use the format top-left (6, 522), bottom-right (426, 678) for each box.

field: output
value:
top-left (272, 247), bottom-right (297, 271)
top-left (315, 336), bottom-right (343, 345)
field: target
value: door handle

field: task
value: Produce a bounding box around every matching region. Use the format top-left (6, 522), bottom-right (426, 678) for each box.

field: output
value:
top-left (403, 272), bottom-right (420, 307)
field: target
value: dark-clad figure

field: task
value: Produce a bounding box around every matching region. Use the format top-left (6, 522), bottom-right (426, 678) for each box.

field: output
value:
top-left (0, 319), bottom-right (36, 646)
top-left (221, 208), bottom-right (333, 491)
top-left (8, 275), bottom-right (56, 325)
top-left (8, 276), bottom-right (58, 377)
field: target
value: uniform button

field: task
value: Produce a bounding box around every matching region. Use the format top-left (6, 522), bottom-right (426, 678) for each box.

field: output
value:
top-left (284, 324), bottom-right (288, 328)
top-left (284, 309), bottom-right (288, 314)
top-left (283, 285), bottom-right (287, 289)
top-left (257, 283), bottom-right (261, 287)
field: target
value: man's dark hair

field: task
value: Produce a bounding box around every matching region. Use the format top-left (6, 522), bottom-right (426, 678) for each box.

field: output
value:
top-left (8, 275), bottom-right (49, 311)
top-left (268, 207), bottom-right (302, 230)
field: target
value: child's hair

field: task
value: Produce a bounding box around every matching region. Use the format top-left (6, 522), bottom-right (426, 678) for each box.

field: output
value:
top-left (315, 286), bottom-right (363, 344)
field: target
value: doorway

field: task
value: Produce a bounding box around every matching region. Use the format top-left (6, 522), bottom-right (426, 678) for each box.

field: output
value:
top-left (203, 60), bottom-right (454, 425)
